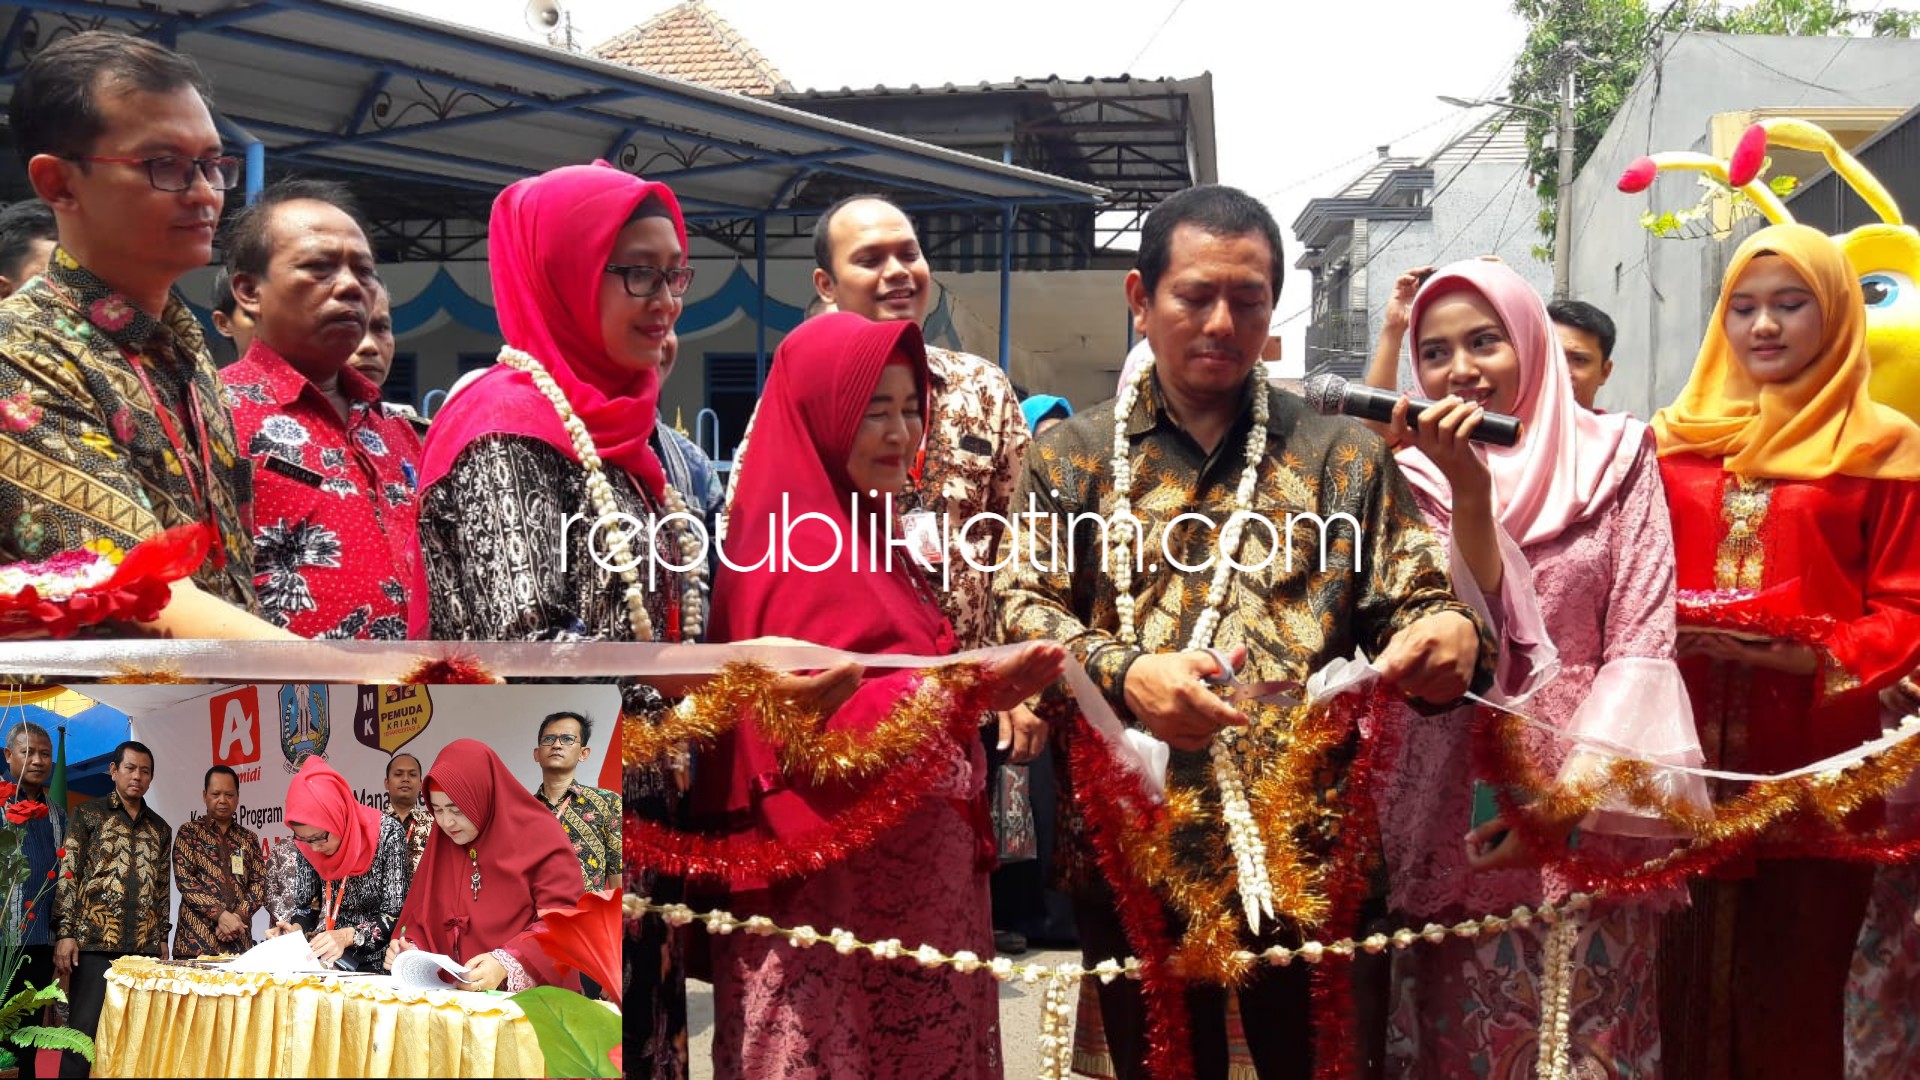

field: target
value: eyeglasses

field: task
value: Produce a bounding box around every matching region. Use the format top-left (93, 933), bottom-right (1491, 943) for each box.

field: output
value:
top-left (290, 829), bottom-right (331, 844)
top-left (604, 263), bottom-right (695, 299)
top-left (67, 154), bottom-right (243, 193)
top-left (538, 734), bottom-right (580, 747)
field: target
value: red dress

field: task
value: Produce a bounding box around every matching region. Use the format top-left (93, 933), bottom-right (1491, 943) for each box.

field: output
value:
top-left (1661, 452), bottom-right (1920, 778)
top-left (1658, 451), bottom-right (1920, 1080)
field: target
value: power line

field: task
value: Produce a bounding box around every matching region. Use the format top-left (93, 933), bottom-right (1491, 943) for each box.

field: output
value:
top-left (1256, 111), bottom-right (1466, 202)
top-left (1275, 113), bottom-right (1522, 328)
top-left (1124, 0), bottom-right (1192, 72)
top-left (1793, 0), bottom-right (1892, 107)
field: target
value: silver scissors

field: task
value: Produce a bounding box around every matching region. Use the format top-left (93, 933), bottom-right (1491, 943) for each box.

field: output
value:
top-left (1199, 647), bottom-right (1303, 708)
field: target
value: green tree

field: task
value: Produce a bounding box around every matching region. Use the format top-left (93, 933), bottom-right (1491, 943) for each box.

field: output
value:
top-left (1508, 0), bottom-right (1920, 256)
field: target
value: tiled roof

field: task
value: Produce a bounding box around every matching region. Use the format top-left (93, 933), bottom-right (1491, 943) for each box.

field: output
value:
top-left (592, 0), bottom-right (791, 96)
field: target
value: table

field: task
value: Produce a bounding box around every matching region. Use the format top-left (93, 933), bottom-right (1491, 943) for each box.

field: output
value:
top-left (92, 958), bottom-right (548, 1078)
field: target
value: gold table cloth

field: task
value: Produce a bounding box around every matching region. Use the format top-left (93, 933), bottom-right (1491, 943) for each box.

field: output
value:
top-left (93, 957), bottom-right (547, 1078)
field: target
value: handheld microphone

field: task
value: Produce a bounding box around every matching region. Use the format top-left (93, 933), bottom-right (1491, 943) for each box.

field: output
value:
top-left (1301, 373), bottom-right (1524, 448)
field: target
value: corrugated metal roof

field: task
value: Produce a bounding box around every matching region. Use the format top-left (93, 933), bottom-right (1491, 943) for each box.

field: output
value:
top-left (0, 0), bottom-right (1105, 218)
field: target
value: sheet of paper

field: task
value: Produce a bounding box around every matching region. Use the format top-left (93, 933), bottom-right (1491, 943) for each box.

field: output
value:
top-left (211, 929), bottom-right (332, 973)
top-left (390, 949), bottom-right (474, 991)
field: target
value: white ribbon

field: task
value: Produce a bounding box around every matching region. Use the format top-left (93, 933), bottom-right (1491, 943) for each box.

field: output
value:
top-left (6, 638), bottom-right (1912, 790)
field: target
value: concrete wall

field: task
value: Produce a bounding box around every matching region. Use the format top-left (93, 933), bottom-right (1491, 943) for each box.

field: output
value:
top-left (1344, 160), bottom-right (1551, 390)
top-left (1567, 32), bottom-right (1920, 418)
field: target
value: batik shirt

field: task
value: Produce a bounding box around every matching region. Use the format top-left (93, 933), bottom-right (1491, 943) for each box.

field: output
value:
top-left (390, 803), bottom-right (434, 874)
top-left (912, 347), bottom-right (1031, 650)
top-left (56, 792), bottom-right (172, 954)
top-left (171, 817), bottom-right (266, 959)
top-left (534, 779), bottom-right (622, 892)
top-left (265, 814), bottom-right (410, 971)
top-left (222, 341), bottom-right (425, 639)
top-left (995, 371), bottom-right (1493, 893)
top-left (0, 248), bottom-right (255, 607)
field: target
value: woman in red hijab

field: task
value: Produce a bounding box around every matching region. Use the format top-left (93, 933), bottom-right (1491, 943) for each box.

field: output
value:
top-left (697, 312), bottom-right (1063, 1079)
top-left (385, 740), bottom-right (583, 992)
top-left (264, 755), bottom-right (410, 971)
top-left (417, 160), bottom-right (696, 644)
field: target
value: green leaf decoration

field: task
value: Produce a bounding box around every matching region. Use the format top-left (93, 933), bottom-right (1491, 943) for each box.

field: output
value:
top-left (514, 986), bottom-right (621, 1079)
top-left (0, 984), bottom-right (63, 1034)
top-left (10, 1025), bottom-right (95, 1059)
top-left (1770, 175), bottom-right (1801, 196)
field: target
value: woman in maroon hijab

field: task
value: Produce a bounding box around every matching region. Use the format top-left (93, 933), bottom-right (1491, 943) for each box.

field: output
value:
top-left (698, 312), bottom-right (1063, 1079)
top-left (386, 739), bottom-right (584, 991)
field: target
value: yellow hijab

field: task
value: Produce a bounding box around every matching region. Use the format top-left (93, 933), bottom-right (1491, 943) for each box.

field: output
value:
top-left (1653, 223), bottom-right (1920, 480)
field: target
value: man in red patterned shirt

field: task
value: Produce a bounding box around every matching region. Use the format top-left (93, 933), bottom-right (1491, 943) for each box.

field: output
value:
top-left (220, 179), bottom-right (426, 638)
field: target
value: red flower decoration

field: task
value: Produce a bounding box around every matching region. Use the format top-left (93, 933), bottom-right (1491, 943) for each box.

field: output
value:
top-left (54, 847), bottom-right (65, 859)
top-left (1728, 123), bottom-right (1768, 188)
top-left (0, 523), bottom-right (211, 638)
top-left (1618, 156), bottom-right (1658, 193)
top-left (531, 888), bottom-right (621, 1008)
top-left (0, 781), bottom-right (15, 801)
top-left (5, 800), bottom-right (49, 825)
top-left (45, 870), bottom-right (54, 880)
top-left (63, 871), bottom-right (71, 879)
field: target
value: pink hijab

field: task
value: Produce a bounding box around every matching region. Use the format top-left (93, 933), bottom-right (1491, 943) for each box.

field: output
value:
top-left (284, 756), bottom-right (385, 880)
top-left (419, 161), bottom-right (686, 497)
top-left (1394, 260), bottom-right (1647, 548)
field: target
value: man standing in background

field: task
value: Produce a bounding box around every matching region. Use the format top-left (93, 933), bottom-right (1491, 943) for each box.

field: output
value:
top-left (56, 741), bottom-right (170, 1078)
top-left (3, 722), bottom-right (65, 1080)
top-left (171, 765), bottom-right (265, 959)
top-left (384, 752), bottom-right (432, 873)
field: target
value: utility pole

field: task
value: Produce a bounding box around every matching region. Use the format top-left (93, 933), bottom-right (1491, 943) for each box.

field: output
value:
top-left (1552, 47), bottom-right (1578, 300)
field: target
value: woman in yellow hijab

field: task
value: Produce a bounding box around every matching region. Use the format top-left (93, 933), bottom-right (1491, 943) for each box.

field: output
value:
top-left (1653, 223), bottom-right (1920, 1079)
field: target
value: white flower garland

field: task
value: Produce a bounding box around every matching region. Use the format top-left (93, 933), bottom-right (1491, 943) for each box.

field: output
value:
top-left (1534, 910), bottom-right (1581, 1080)
top-left (496, 346), bottom-right (707, 640)
top-left (1110, 358), bottom-right (1274, 932)
top-left (629, 892), bottom-right (1598, 1080)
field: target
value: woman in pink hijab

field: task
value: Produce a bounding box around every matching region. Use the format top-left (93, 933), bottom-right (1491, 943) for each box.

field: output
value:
top-left (264, 756), bottom-right (410, 972)
top-left (1372, 259), bottom-right (1704, 1077)
top-left (416, 161), bottom-right (699, 1075)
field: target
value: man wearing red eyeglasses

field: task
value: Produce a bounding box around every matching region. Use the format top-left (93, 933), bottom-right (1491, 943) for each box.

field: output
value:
top-left (0, 30), bottom-right (294, 639)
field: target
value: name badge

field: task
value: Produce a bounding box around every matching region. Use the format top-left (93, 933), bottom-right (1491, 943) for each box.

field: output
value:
top-left (259, 453), bottom-right (326, 489)
top-left (231, 853), bottom-right (245, 876)
top-left (902, 509), bottom-right (943, 565)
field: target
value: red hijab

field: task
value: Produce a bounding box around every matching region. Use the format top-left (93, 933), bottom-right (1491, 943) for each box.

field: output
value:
top-left (284, 756), bottom-right (384, 880)
top-left (419, 161), bottom-right (686, 497)
top-left (698, 313), bottom-right (958, 878)
top-left (394, 740), bottom-right (583, 982)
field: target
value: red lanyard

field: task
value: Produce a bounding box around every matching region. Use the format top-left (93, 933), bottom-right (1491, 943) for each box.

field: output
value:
top-left (125, 350), bottom-right (228, 570)
top-left (549, 789), bottom-right (574, 820)
top-left (321, 879), bottom-right (348, 934)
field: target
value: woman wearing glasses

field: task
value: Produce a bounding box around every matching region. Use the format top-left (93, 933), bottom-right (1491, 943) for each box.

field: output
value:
top-left (263, 756), bottom-right (410, 971)
top-left (386, 740), bottom-right (585, 992)
top-left (416, 160), bottom-right (702, 646)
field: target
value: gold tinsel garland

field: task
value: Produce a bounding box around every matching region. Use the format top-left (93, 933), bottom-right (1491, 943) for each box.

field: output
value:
top-left (1109, 693), bottom-right (1360, 985)
top-left (623, 661), bottom-right (985, 783)
top-left (1484, 710), bottom-right (1920, 878)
